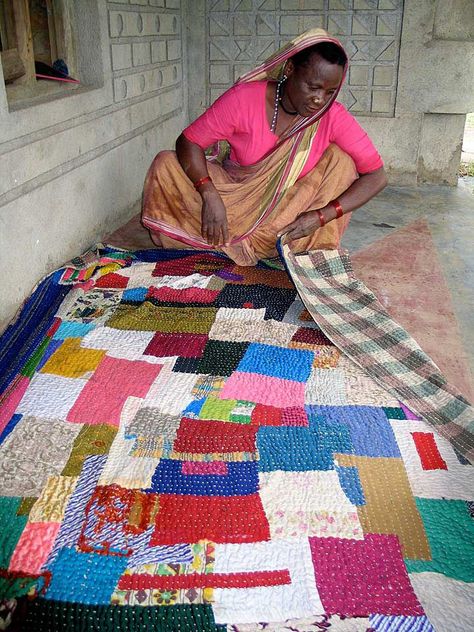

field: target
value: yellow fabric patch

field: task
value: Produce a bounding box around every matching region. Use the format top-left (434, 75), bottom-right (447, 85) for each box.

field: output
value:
top-left (336, 454), bottom-right (431, 561)
top-left (29, 475), bottom-right (78, 523)
top-left (41, 338), bottom-right (105, 378)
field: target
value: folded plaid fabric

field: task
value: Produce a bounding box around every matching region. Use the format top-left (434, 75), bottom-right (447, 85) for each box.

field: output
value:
top-left (280, 243), bottom-right (474, 464)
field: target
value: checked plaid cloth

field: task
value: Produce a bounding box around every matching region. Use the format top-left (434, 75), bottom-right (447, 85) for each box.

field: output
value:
top-left (281, 243), bottom-right (474, 464)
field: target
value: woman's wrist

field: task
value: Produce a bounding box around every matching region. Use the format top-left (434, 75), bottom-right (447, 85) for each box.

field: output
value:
top-left (197, 180), bottom-right (217, 197)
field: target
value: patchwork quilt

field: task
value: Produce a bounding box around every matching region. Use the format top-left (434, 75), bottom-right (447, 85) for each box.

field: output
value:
top-left (0, 248), bottom-right (473, 632)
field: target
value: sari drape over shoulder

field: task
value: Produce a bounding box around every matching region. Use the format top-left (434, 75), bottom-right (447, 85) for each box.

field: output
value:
top-left (141, 28), bottom-right (378, 265)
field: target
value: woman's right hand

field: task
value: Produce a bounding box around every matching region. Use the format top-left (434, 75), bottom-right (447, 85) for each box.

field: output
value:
top-left (200, 186), bottom-right (230, 246)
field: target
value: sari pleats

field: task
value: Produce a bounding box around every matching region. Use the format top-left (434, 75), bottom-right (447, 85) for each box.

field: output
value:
top-left (142, 144), bottom-right (357, 266)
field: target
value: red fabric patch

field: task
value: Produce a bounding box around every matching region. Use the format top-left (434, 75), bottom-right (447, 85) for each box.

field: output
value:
top-left (94, 273), bottom-right (129, 289)
top-left (47, 318), bottom-right (61, 337)
top-left (174, 419), bottom-right (258, 453)
top-left (411, 432), bottom-right (448, 470)
top-left (146, 286), bottom-right (219, 304)
top-left (118, 569), bottom-right (290, 590)
top-left (292, 327), bottom-right (333, 346)
top-left (152, 254), bottom-right (228, 277)
top-left (251, 404), bottom-right (282, 426)
top-left (144, 332), bottom-right (208, 358)
top-left (150, 494), bottom-right (271, 545)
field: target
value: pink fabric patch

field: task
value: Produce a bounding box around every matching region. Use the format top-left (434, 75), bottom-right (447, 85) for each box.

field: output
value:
top-left (281, 407), bottom-right (309, 426)
top-left (9, 522), bottom-right (60, 575)
top-left (144, 332), bottom-right (208, 358)
top-left (181, 461), bottom-right (228, 475)
top-left (67, 356), bottom-right (162, 426)
top-left (309, 533), bottom-right (424, 616)
top-left (147, 286), bottom-right (219, 304)
top-left (0, 377), bottom-right (30, 433)
top-left (220, 372), bottom-right (305, 408)
top-left (399, 402), bottom-right (421, 420)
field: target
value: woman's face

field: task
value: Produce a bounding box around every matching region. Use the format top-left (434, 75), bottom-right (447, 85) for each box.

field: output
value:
top-left (284, 53), bottom-right (344, 117)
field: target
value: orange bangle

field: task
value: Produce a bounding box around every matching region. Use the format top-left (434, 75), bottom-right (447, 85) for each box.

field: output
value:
top-left (193, 175), bottom-right (212, 190)
top-left (316, 209), bottom-right (326, 227)
top-left (330, 199), bottom-right (344, 218)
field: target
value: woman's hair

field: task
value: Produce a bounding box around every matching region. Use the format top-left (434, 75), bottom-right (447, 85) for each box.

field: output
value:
top-left (290, 42), bottom-right (347, 69)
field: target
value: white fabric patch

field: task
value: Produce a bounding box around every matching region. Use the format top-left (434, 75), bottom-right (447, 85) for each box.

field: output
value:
top-left (17, 373), bottom-right (85, 418)
top-left (212, 539), bottom-right (323, 624)
top-left (390, 419), bottom-right (474, 500)
top-left (339, 355), bottom-right (400, 406)
top-left (214, 307), bottom-right (266, 321)
top-left (80, 327), bottom-right (155, 360)
top-left (409, 572), bottom-right (474, 632)
top-left (98, 396), bottom-right (158, 489)
top-left (144, 368), bottom-right (198, 416)
top-left (305, 368), bottom-right (348, 405)
top-left (259, 470), bottom-right (363, 540)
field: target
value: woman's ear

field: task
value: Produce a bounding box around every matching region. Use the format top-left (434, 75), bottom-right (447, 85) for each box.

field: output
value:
top-left (284, 59), bottom-right (295, 78)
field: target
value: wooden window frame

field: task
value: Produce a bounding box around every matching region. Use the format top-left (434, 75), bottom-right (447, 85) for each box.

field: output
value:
top-left (0, 0), bottom-right (77, 100)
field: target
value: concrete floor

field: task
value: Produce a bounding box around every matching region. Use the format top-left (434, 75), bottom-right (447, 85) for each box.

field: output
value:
top-left (105, 183), bottom-right (474, 402)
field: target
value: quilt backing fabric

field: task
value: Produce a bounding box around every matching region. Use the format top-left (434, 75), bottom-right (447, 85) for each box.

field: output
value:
top-left (0, 248), bottom-right (473, 632)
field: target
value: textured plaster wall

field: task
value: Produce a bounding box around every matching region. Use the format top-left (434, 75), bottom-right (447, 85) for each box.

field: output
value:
top-left (186, 0), bottom-right (474, 186)
top-left (0, 0), bottom-right (187, 330)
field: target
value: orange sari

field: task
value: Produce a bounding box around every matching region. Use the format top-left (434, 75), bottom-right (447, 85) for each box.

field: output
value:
top-left (142, 29), bottom-right (357, 266)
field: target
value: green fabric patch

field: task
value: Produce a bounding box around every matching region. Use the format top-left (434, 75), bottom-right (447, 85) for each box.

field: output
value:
top-left (0, 497), bottom-right (28, 567)
top-left (19, 600), bottom-right (226, 631)
top-left (382, 407), bottom-right (407, 420)
top-left (17, 497), bottom-right (38, 516)
top-left (61, 423), bottom-right (117, 476)
top-left (197, 340), bottom-right (249, 377)
top-left (199, 397), bottom-right (236, 422)
top-left (229, 401), bottom-right (254, 424)
top-left (107, 303), bottom-right (217, 334)
top-left (21, 338), bottom-right (51, 378)
top-left (405, 497), bottom-right (474, 582)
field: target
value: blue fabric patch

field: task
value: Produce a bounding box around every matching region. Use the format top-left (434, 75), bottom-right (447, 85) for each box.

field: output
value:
top-left (123, 287), bottom-right (148, 302)
top-left (147, 460), bottom-right (258, 496)
top-left (336, 465), bottom-right (366, 506)
top-left (36, 339), bottom-right (63, 371)
top-left (308, 405), bottom-right (401, 458)
top-left (0, 413), bottom-right (23, 445)
top-left (45, 547), bottom-right (128, 604)
top-left (182, 397), bottom-right (206, 418)
top-left (52, 321), bottom-right (95, 340)
top-left (237, 343), bottom-right (314, 383)
top-left (257, 424), bottom-right (352, 472)
top-left (369, 614), bottom-right (435, 632)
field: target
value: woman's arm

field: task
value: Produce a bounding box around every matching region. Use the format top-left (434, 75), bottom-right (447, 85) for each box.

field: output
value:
top-left (176, 133), bottom-right (229, 246)
top-left (281, 166), bottom-right (388, 241)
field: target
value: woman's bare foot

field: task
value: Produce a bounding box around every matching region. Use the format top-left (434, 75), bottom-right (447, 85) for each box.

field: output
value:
top-left (149, 230), bottom-right (163, 248)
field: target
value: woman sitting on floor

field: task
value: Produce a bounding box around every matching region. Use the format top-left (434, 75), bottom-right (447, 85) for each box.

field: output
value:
top-left (142, 28), bottom-right (387, 266)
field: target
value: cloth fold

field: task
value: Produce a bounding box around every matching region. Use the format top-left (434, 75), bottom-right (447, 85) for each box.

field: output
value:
top-left (280, 242), bottom-right (474, 463)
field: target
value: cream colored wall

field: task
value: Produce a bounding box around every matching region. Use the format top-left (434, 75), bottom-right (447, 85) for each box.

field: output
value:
top-left (0, 0), bottom-right (187, 330)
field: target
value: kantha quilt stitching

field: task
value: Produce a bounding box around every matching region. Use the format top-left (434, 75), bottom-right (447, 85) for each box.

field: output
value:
top-left (0, 249), bottom-right (473, 632)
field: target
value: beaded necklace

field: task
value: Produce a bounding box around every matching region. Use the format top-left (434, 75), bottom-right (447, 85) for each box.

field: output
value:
top-left (270, 79), bottom-right (298, 134)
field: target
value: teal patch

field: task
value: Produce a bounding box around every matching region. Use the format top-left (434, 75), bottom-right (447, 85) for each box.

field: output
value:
top-left (405, 498), bottom-right (474, 582)
top-left (0, 497), bottom-right (28, 567)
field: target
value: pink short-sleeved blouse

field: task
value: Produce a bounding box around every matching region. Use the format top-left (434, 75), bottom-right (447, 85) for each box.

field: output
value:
top-left (183, 81), bottom-right (383, 179)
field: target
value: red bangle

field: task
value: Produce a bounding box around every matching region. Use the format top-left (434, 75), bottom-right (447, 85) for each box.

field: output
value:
top-left (316, 209), bottom-right (326, 227)
top-left (330, 199), bottom-right (344, 218)
top-left (193, 175), bottom-right (212, 190)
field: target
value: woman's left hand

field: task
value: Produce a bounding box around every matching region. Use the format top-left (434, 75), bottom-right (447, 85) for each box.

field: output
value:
top-left (279, 209), bottom-right (323, 242)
